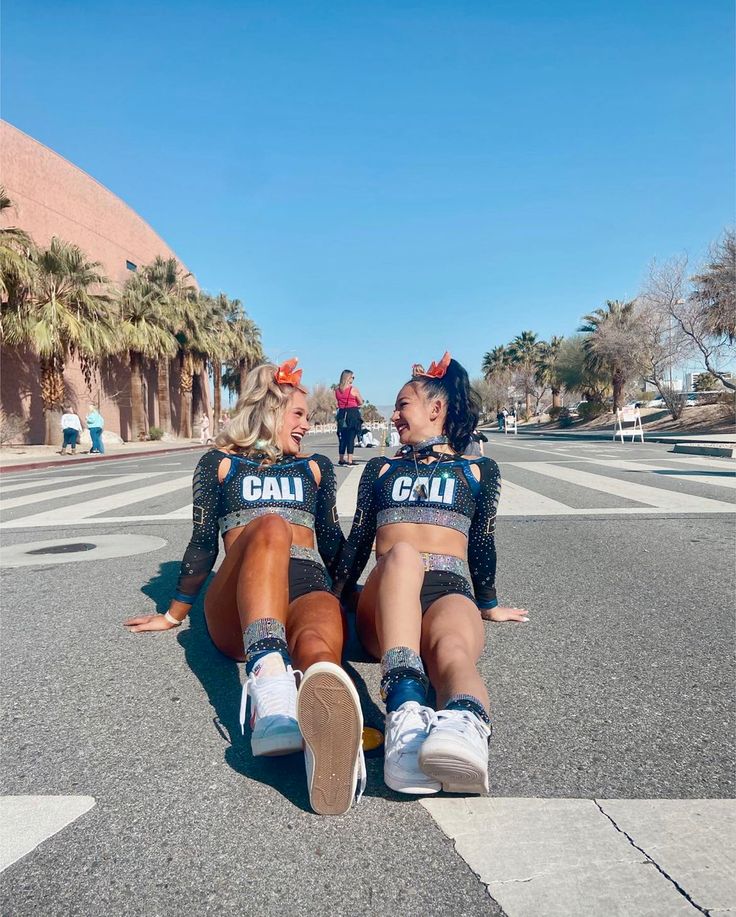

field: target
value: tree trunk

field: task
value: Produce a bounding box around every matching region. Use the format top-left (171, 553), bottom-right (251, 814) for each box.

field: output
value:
top-left (551, 387), bottom-right (561, 409)
top-left (130, 351), bottom-right (148, 440)
top-left (157, 358), bottom-right (172, 433)
top-left (179, 352), bottom-right (193, 438)
top-left (612, 372), bottom-right (624, 412)
top-left (40, 355), bottom-right (65, 445)
top-left (525, 390), bottom-right (532, 418)
top-left (213, 362), bottom-right (222, 435)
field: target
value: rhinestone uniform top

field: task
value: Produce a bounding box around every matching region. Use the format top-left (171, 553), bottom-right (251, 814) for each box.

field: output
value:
top-left (333, 454), bottom-right (501, 609)
top-left (174, 449), bottom-right (343, 604)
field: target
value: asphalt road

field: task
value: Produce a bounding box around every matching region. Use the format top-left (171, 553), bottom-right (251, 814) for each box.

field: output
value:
top-left (1, 433), bottom-right (734, 916)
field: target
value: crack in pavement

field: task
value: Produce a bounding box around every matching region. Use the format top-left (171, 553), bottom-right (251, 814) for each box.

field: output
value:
top-left (594, 800), bottom-right (710, 915)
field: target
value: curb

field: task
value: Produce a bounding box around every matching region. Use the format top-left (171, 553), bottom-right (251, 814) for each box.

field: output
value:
top-left (0, 443), bottom-right (204, 475)
top-left (482, 427), bottom-right (736, 447)
top-left (673, 444), bottom-right (736, 459)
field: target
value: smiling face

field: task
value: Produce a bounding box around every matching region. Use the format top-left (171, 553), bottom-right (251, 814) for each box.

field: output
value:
top-left (391, 382), bottom-right (445, 446)
top-left (279, 389), bottom-right (310, 454)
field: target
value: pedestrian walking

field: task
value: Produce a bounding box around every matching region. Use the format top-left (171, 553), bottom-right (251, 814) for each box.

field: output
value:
top-left (86, 404), bottom-right (105, 454)
top-left (335, 369), bottom-right (364, 466)
top-left (59, 407), bottom-right (82, 455)
top-left (334, 351), bottom-right (528, 798)
top-left (124, 360), bottom-right (365, 816)
top-left (199, 411), bottom-right (212, 445)
top-left (496, 409), bottom-right (505, 432)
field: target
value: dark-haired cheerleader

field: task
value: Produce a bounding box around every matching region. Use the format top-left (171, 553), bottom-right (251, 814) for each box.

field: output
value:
top-left (335, 352), bottom-right (528, 797)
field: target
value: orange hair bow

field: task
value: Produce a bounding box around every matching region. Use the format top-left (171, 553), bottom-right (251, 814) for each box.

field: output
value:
top-left (274, 358), bottom-right (303, 387)
top-left (412, 351), bottom-right (451, 379)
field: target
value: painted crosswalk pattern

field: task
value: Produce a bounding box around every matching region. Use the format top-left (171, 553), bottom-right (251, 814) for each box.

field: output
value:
top-left (0, 453), bottom-right (734, 529)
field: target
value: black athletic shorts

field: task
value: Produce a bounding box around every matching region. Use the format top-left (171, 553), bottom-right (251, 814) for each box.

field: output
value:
top-left (420, 570), bottom-right (475, 614)
top-left (288, 557), bottom-right (333, 603)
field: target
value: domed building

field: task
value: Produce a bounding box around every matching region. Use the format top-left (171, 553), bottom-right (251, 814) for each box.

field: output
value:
top-left (0, 119), bottom-right (209, 443)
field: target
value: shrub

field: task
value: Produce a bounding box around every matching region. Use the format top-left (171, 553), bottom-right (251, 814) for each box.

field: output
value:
top-left (558, 407), bottom-right (574, 428)
top-left (578, 401), bottom-right (607, 421)
top-left (0, 410), bottom-right (30, 445)
top-left (548, 406), bottom-right (562, 421)
top-left (148, 426), bottom-right (164, 441)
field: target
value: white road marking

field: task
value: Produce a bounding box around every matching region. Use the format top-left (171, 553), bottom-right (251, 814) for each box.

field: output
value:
top-left (0, 473), bottom-right (163, 511)
top-left (0, 474), bottom-right (88, 494)
top-left (0, 475), bottom-right (192, 528)
top-left (0, 795), bottom-right (96, 873)
top-left (580, 458), bottom-right (736, 491)
top-left (509, 462), bottom-right (732, 513)
top-left (498, 480), bottom-right (571, 515)
top-left (2, 534), bottom-right (167, 567)
top-left (337, 465), bottom-right (363, 519)
top-left (422, 797), bottom-right (735, 917)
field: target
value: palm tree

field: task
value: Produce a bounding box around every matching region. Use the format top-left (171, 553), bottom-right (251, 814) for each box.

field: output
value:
top-left (139, 256), bottom-right (196, 434)
top-left (226, 301), bottom-right (263, 394)
top-left (536, 335), bottom-right (564, 409)
top-left (507, 330), bottom-right (542, 417)
top-left (174, 292), bottom-right (215, 439)
top-left (2, 237), bottom-right (117, 444)
top-left (481, 345), bottom-right (509, 380)
top-left (0, 186), bottom-right (35, 313)
top-left (579, 300), bottom-right (638, 411)
top-left (119, 273), bottom-right (178, 440)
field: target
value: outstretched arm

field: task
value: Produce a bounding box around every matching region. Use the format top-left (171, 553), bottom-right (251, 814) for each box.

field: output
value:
top-left (125, 451), bottom-right (222, 631)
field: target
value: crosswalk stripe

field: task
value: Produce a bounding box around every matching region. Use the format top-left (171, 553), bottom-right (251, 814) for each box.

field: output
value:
top-left (2, 475), bottom-right (192, 528)
top-left (580, 458), bottom-right (736, 491)
top-left (498, 480), bottom-right (571, 515)
top-left (336, 465), bottom-right (363, 519)
top-left (0, 473), bottom-right (162, 511)
top-left (0, 474), bottom-right (89, 494)
top-left (510, 462), bottom-right (732, 512)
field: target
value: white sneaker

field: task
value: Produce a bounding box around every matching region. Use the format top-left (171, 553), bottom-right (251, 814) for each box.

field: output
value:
top-left (418, 709), bottom-right (491, 794)
top-left (384, 701), bottom-right (441, 795)
top-left (297, 662), bottom-right (365, 816)
top-left (240, 665), bottom-right (303, 757)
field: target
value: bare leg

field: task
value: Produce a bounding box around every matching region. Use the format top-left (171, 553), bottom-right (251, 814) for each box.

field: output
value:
top-left (286, 591), bottom-right (345, 670)
top-left (356, 543), bottom-right (425, 658)
top-left (420, 594), bottom-right (489, 711)
top-left (204, 514), bottom-right (292, 661)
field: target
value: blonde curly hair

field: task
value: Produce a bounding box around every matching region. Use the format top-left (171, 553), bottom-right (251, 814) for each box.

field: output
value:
top-left (215, 363), bottom-right (306, 464)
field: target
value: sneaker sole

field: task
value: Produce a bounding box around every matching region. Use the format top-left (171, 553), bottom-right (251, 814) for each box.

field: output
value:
top-left (384, 768), bottom-right (440, 796)
top-left (297, 666), bottom-right (362, 816)
top-left (418, 748), bottom-right (490, 795)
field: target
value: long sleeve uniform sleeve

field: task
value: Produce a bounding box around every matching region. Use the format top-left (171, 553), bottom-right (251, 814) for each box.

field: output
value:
top-left (173, 450), bottom-right (222, 604)
top-left (332, 457), bottom-right (384, 598)
top-left (467, 457), bottom-right (501, 609)
top-left (311, 454), bottom-right (347, 581)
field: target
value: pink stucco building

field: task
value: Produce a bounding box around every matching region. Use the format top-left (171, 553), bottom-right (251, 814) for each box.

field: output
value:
top-left (0, 120), bottom-right (208, 442)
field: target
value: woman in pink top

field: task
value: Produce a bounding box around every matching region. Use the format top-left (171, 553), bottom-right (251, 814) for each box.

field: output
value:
top-left (335, 369), bottom-right (364, 466)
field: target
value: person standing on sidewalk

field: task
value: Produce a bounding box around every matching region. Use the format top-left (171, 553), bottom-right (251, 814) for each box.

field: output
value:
top-left (86, 404), bottom-right (105, 454)
top-left (124, 360), bottom-right (365, 816)
top-left (335, 369), bottom-right (364, 466)
top-left (59, 408), bottom-right (82, 455)
top-left (334, 352), bottom-right (528, 799)
top-left (199, 411), bottom-right (212, 445)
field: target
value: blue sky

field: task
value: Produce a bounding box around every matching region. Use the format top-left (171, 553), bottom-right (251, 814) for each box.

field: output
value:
top-left (3, 0), bottom-right (734, 405)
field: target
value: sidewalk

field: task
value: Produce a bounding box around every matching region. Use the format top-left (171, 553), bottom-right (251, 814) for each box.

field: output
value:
top-left (0, 439), bottom-right (205, 473)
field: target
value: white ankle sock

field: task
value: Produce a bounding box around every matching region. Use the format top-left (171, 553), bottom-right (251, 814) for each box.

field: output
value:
top-left (251, 652), bottom-right (287, 678)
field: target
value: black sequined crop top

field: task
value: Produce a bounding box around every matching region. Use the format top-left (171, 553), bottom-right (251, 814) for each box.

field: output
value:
top-left (333, 454), bottom-right (501, 609)
top-left (173, 449), bottom-right (344, 605)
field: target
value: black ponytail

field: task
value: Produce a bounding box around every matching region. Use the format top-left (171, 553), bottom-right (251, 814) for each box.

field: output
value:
top-left (412, 358), bottom-right (480, 453)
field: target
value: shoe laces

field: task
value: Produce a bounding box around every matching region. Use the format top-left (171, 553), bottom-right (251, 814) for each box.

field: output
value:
top-left (354, 747), bottom-right (367, 805)
top-left (239, 666), bottom-right (300, 734)
top-left (390, 702), bottom-right (434, 755)
top-left (429, 709), bottom-right (491, 742)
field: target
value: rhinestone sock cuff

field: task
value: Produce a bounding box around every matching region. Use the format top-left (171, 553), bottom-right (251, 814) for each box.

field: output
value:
top-left (444, 693), bottom-right (492, 727)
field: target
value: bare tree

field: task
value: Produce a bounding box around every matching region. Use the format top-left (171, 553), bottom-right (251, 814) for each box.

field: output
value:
top-left (307, 384), bottom-right (338, 424)
top-left (643, 253), bottom-right (735, 392)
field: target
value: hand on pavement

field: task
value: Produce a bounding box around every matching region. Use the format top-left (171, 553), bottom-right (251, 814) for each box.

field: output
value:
top-left (124, 613), bottom-right (179, 633)
top-left (481, 606), bottom-right (529, 623)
